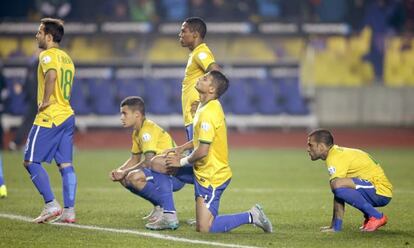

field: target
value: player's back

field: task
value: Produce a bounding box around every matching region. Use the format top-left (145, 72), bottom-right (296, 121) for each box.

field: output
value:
top-left (328, 145), bottom-right (392, 197)
top-left (35, 48), bottom-right (75, 127)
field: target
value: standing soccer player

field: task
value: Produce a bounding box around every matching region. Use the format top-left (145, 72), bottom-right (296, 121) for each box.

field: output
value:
top-left (24, 18), bottom-right (77, 223)
top-left (179, 17), bottom-right (220, 141)
top-left (307, 129), bottom-right (392, 232)
top-left (166, 71), bottom-right (272, 233)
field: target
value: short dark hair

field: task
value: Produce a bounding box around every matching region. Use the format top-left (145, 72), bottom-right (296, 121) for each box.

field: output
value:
top-left (209, 70), bottom-right (229, 98)
top-left (185, 17), bottom-right (207, 39)
top-left (41, 18), bottom-right (64, 43)
top-left (120, 96), bottom-right (145, 115)
top-left (308, 129), bottom-right (334, 146)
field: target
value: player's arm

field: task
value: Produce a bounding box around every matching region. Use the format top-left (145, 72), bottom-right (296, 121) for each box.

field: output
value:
top-left (110, 153), bottom-right (141, 181)
top-left (163, 140), bottom-right (194, 156)
top-left (38, 69), bottom-right (57, 111)
top-left (166, 142), bottom-right (209, 167)
top-left (321, 197), bottom-right (345, 232)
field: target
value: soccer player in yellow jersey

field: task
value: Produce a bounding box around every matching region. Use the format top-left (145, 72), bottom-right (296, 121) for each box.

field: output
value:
top-left (24, 18), bottom-right (77, 224)
top-left (179, 17), bottom-right (220, 141)
top-left (166, 71), bottom-right (272, 233)
top-left (110, 96), bottom-right (182, 230)
top-left (307, 129), bottom-right (392, 232)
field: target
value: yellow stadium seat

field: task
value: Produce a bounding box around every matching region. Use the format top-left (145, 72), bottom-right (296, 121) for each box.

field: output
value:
top-left (147, 37), bottom-right (187, 63)
top-left (228, 37), bottom-right (276, 64)
top-left (0, 38), bottom-right (18, 58)
top-left (21, 37), bottom-right (37, 56)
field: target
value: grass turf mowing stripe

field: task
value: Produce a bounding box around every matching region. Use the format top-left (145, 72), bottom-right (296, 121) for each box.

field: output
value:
top-left (0, 213), bottom-right (261, 248)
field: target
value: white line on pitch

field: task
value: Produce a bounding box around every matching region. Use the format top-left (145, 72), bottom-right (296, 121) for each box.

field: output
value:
top-left (0, 213), bottom-right (261, 248)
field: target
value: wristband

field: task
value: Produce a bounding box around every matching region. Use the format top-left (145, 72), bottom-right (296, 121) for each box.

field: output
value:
top-left (333, 218), bottom-right (342, 231)
top-left (179, 156), bottom-right (190, 167)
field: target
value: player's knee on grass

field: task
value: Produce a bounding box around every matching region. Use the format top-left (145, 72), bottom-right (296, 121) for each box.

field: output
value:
top-left (196, 221), bottom-right (211, 233)
top-left (125, 170), bottom-right (147, 190)
top-left (23, 160), bottom-right (31, 167)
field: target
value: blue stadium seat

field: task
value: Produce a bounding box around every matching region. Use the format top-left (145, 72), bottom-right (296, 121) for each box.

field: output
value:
top-left (5, 77), bottom-right (26, 115)
top-left (278, 78), bottom-right (309, 115)
top-left (253, 78), bottom-right (283, 115)
top-left (226, 78), bottom-right (255, 114)
top-left (88, 79), bottom-right (119, 115)
top-left (144, 79), bottom-right (173, 114)
top-left (164, 78), bottom-right (182, 114)
top-left (70, 79), bottom-right (91, 115)
top-left (117, 79), bottom-right (144, 100)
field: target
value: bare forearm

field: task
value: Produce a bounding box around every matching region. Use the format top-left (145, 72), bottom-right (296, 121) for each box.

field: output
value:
top-left (118, 155), bottom-right (141, 171)
top-left (186, 143), bottom-right (209, 164)
top-left (179, 140), bottom-right (194, 153)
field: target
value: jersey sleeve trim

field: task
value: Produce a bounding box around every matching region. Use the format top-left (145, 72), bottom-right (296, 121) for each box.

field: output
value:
top-left (199, 139), bottom-right (212, 144)
top-left (143, 150), bottom-right (157, 155)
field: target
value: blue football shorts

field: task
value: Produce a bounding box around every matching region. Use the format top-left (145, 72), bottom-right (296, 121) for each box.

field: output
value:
top-left (24, 115), bottom-right (75, 164)
top-left (194, 178), bottom-right (231, 217)
top-left (352, 178), bottom-right (391, 207)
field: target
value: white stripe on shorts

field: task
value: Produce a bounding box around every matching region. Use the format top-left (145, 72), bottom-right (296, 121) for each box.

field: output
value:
top-left (206, 188), bottom-right (216, 209)
top-left (30, 126), bottom-right (41, 162)
top-left (355, 185), bottom-right (375, 189)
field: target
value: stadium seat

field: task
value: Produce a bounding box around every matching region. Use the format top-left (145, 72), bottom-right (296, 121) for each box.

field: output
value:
top-left (5, 77), bottom-right (26, 115)
top-left (226, 78), bottom-right (255, 114)
top-left (88, 79), bottom-right (119, 115)
top-left (144, 79), bottom-right (173, 114)
top-left (147, 38), bottom-right (187, 63)
top-left (253, 78), bottom-right (283, 115)
top-left (278, 78), bottom-right (309, 115)
top-left (228, 38), bottom-right (276, 64)
top-left (70, 79), bottom-right (91, 115)
top-left (164, 78), bottom-right (182, 114)
top-left (117, 79), bottom-right (143, 100)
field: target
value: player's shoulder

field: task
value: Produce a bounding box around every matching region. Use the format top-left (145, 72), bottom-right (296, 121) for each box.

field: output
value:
top-left (201, 100), bottom-right (224, 118)
top-left (194, 43), bottom-right (213, 55)
top-left (39, 49), bottom-right (56, 64)
top-left (141, 119), bottom-right (162, 133)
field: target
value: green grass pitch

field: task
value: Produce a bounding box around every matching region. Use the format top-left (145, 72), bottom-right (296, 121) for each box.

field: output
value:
top-left (0, 148), bottom-right (413, 248)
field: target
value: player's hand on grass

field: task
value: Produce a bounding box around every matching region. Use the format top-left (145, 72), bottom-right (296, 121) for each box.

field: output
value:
top-left (110, 169), bottom-right (126, 181)
top-left (320, 226), bottom-right (336, 232)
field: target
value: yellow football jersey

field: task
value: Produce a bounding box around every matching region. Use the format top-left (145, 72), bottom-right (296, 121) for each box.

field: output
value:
top-left (35, 48), bottom-right (75, 128)
top-left (182, 43), bottom-right (215, 126)
top-left (192, 99), bottom-right (232, 188)
top-left (326, 145), bottom-right (393, 197)
top-left (131, 119), bottom-right (175, 155)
